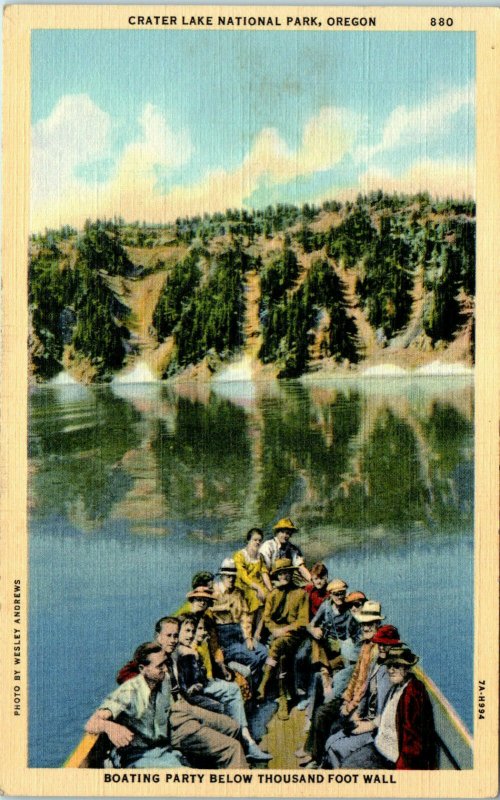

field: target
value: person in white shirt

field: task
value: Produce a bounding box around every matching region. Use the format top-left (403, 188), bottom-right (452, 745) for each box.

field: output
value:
top-left (259, 518), bottom-right (311, 582)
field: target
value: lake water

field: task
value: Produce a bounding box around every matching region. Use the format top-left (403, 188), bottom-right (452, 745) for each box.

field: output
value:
top-left (28, 375), bottom-right (474, 767)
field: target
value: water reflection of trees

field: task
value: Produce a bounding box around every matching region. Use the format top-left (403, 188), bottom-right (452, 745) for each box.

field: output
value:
top-left (29, 388), bottom-right (142, 528)
top-left (256, 384), bottom-right (362, 528)
top-left (29, 382), bottom-right (474, 543)
top-left (335, 408), bottom-right (431, 528)
top-left (151, 394), bottom-right (252, 525)
top-left (420, 401), bottom-right (474, 521)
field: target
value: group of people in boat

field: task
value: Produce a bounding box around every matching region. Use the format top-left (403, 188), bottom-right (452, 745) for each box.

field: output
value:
top-left (85, 518), bottom-right (437, 770)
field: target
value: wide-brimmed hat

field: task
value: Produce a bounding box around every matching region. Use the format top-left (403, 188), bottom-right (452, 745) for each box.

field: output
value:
top-left (345, 591), bottom-right (366, 606)
top-left (385, 645), bottom-right (419, 667)
top-left (271, 557), bottom-right (297, 578)
top-left (273, 517), bottom-right (298, 532)
top-left (186, 586), bottom-right (215, 603)
top-left (372, 625), bottom-right (401, 646)
top-left (327, 578), bottom-right (348, 593)
top-left (219, 557), bottom-right (237, 575)
top-left (352, 600), bottom-right (385, 623)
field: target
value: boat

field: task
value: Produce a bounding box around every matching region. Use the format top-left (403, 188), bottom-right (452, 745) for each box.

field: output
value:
top-left (64, 665), bottom-right (473, 770)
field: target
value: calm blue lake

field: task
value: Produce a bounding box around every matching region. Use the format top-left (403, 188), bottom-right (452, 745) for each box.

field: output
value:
top-left (28, 376), bottom-right (474, 767)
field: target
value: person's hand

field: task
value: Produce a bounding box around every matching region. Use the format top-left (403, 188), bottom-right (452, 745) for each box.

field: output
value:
top-left (340, 702), bottom-right (349, 717)
top-left (245, 637), bottom-right (255, 651)
top-left (308, 626), bottom-right (323, 641)
top-left (188, 683), bottom-right (203, 695)
top-left (352, 720), bottom-right (375, 735)
top-left (253, 584), bottom-right (266, 601)
top-left (220, 663), bottom-right (233, 681)
top-left (105, 722), bottom-right (134, 749)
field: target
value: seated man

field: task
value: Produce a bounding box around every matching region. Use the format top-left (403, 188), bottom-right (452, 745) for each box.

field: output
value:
top-left (299, 599), bottom-right (384, 768)
top-left (85, 641), bottom-right (187, 768)
top-left (340, 646), bottom-right (438, 770)
top-left (259, 518), bottom-right (312, 582)
top-left (295, 562), bottom-right (330, 699)
top-left (324, 625), bottom-right (401, 768)
top-left (111, 619), bottom-right (248, 769)
top-left (210, 558), bottom-right (268, 691)
top-left (256, 558), bottom-right (309, 703)
top-left (307, 578), bottom-right (357, 672)
top-left (176, 613), bottom-right (271, 762)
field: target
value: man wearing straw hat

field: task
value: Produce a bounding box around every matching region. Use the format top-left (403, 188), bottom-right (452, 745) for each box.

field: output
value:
top-left (209, 558), bottom-right (268, 691)
top-left (298, 599), bottom-right (384, 768)
top-left (259, 518), bottom-right (312, 582)
top-left (256, 558), bottom-right (309, 703)
top-left (178, 586), bottom-right (233, 682)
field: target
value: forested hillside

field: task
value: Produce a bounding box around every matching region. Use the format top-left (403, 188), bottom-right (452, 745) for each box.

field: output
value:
top-left (29, 192), bottom-right (475, 383)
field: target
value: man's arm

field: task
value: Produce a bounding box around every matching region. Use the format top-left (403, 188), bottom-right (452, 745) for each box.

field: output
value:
top-left (290, 544), bottom-right (311, 582)
top-left (307, 602), bottom-right (325, 639)
top-left (85, 709), bottom-right (134, 749)
top-left (204, 614), bottom-right (233, 680)
top-left (262, 590), bottom-right (280, 636)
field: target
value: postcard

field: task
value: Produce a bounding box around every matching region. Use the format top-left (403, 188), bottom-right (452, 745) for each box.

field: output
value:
top-left (1, 5), bottom-right (498, 798)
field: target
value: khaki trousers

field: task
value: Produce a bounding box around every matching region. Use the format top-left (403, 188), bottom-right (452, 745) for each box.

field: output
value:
top-left (170, 698), bottom-right (248, 769)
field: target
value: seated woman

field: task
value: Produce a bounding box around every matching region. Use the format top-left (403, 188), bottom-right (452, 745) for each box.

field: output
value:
top-left (233, 528), bottom-right (272, 638)
top-left (176, 615), bottom-right (225, 714)
top-left (175, 585), bottom-right (233, 682)
top-left (176, 614), bottom-right (271, 763)
top-left (339, 646), bottom-right (438, 770)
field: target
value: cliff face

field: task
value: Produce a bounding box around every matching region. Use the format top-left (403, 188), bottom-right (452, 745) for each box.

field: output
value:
top-left (28, 196), bottom-right (475, 383)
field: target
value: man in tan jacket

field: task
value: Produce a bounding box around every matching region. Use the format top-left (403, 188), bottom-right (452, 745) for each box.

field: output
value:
top-left (256, 558), bottom-right (309, 703)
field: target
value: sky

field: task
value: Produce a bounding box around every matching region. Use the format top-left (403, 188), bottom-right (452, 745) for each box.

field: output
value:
top-left (31, 30), bottom-right (475, 231)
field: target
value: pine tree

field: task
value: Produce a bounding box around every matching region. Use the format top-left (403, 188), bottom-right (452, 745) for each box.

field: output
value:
top-left (153, 252), bottom-right (202, 340)
top-left (423, 247), bottom-right (461, 342)
top-left (78, 220), bottom-right (133, 276)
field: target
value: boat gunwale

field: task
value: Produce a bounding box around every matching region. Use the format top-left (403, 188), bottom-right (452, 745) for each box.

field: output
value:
top-left (414, 666), bottom-right (473, 748)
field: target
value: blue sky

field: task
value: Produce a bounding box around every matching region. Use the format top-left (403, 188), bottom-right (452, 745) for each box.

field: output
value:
top-left (31, 30), bottom-right (475, 230)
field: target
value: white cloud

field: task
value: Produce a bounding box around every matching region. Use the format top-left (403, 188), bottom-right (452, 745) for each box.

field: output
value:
top-left (355, 84), bottom-right (474, 163)
top-left (31, 94), bottom-right (112, 207)
top-left (31, 103), bottom-right (363, 228)
top-left (158, 106), bottom-right (363, 219)
top-left (31, 89), bottom-right (474, 231)
top-left (114, 103), bottom-right (192, 180)
top-left (245, 107), bottom-right (363, 183)
top-left (31, 95), bottom-right (192, 230)
top-left (318, 157), bottom-right (475, 202)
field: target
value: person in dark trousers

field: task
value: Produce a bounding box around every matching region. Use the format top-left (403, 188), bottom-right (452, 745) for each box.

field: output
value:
top-left (324, 625), bottom-right (401, 768)
top-left (87, 628), bottom-right (248, 769)
top-left (298, 600), bottom-right (384, 767)
top-left (340, 646), bottom-right (438, 770)
top-left (256, 558), bottom-right (309, 703)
